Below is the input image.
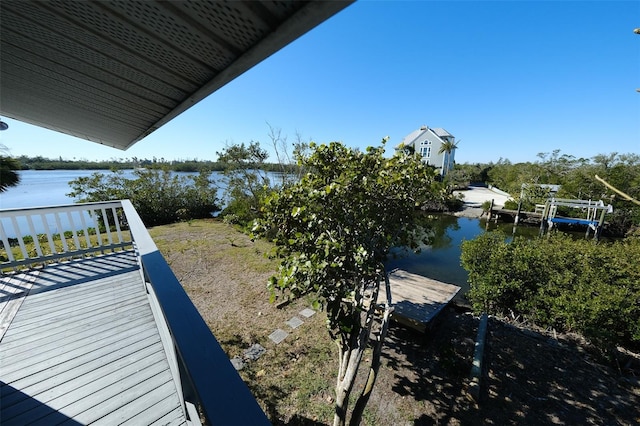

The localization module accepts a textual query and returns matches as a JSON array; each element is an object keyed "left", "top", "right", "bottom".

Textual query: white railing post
[
  {"left": 54, "top": 213, "right": 70, "bottom": 253},
  {"left": 112, "top": 207, "right": 124, "bottom": 244},
  {"left": 25, "top": 215, "right": 43, "bottom": 258},
  {"left": 40, "top": 213, "right": 58, "bottom": 255},
  {"left": 0, "top": 221, "right": 16, "bottom": 264}
]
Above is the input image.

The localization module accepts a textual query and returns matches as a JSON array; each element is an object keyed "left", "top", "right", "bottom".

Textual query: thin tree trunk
[
  {"left": 349, "top": 272, "right": 393, "bottom": 425},
  {"left": 595, "top": 174, "right": 640, "bottom": 206},
  {"left": 334, "top": 337, "right": 353, "bottom": 426},
  {"left": 333, "top": 277, "right": 381, "bottom": 426},
  {"left": 334, "top": 332, "right": 366, "bottom": 426},
  {"left": 333, "top": 382, "right": 350, "bottom": 426},
  {"left": 348, "top": 305, "right": 392, "bottom": 425}
]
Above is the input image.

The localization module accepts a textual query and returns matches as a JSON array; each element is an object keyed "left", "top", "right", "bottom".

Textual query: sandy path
[{"left": 453, "top": 186, "right": 512, "bottom": 218}]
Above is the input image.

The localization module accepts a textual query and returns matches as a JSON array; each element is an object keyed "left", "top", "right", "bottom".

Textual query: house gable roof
[
  {"left": 430, "top": 128, "right": 453, "bottom": 138},
  {"left": 400, "top": 128, "right": 428, "bottom": 147},
  {"left": 397, "top": 125, "right": 455, "bottom": 150}
]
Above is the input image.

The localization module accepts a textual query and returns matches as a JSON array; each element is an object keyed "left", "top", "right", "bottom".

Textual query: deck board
[
  {"left": 0, "top": 250, "right": 188, "bottom": 425},
  {"left": 0, "top": 272, "right": 38, "bottom": 340},
  {"left": 0, "top": 342, "right": 163, "bottom": 408},
  {"left": 119, "top": 394, "right": 187, "bottom": 425},
  {"left": 381, "top": 269, "right": 461, "bottom": 332}
]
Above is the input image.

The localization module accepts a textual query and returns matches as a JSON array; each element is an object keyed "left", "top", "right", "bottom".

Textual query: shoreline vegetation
[{"left": 13, "top": 155, "right": 293, "bottom": 173}]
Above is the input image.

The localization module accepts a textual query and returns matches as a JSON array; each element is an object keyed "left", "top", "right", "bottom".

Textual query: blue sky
[{"left": 1, "top": 0, "right": 638, "bottom": 164}]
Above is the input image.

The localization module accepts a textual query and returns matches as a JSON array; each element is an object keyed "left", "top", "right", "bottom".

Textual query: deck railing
[
  {"left": 0, "top": 201, "right": 133, "bottom": 270},
  {"left": 0, "top": 200, "right": 269, "bottom": 425}
]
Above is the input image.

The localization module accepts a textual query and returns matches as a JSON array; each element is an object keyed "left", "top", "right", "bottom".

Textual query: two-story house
[{"left": 398, "top": 125, "right": 457, "bottom": 176}]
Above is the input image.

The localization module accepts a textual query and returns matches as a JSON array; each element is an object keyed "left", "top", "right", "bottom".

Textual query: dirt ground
[
  {"left": 150, "top": 219, "right": 640, "bottom": 425},
  {"left": 373, "top": 308, "right": 640, "bottom": 425}
]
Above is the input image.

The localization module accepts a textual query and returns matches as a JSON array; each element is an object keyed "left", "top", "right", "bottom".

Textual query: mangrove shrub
[
  {"left": 461, "top": 232, "right": 640, "bottom": 351},
  {"left": 68, "top": 168, "right": 219, "bottom": 226}
]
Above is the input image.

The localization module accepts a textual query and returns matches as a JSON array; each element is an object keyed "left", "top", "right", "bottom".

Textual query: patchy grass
[{"left": 150, "top": 218, "right": 640, "bottom": 426}]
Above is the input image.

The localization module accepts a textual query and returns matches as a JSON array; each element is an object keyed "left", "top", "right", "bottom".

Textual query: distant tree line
[{"left": 14, "top": 155, "right": 300, "bottom": 173}]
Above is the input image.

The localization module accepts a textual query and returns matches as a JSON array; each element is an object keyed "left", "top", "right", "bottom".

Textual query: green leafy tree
[
  {"left": 0, "top": 144, "right": 21, "bottom": 192},
  {"left": 442, "top": 166, "right": 471, "bottom": 190},
  {"left": 217, "top": 142, "right": 273, "bottom": 227},
  {"left": 395, "top": 142, "right": 415, "bottom": 156},
  {"left": 0, "top": 156, "right": 21, "bottom": 192},
  {"left": 217, "top": 128, "right": 312, "bottom": 228},
  {"left": 68, "top": 168, "right": 219, "bottom": 226},
  {"left": 254, "top": 140, "right": 436, "bottom": 426}
]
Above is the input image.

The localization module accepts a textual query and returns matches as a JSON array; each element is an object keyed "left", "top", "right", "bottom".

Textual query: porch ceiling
[{"left": 0, "top": 0, "right": 352, "bottom": 150}]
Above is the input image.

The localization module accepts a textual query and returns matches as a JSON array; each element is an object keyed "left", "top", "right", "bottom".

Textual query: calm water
[
  {"left": 0, "top": 169, "right": 223, "bottom": 209},
  {"left": 0, "top": 169, "right": 103, "bottom": 209},
  {"left": 385, "top": 215, "right": 540, "bottom": 302},
  {"left": 387, "top": 215, "right": 480, "bottom": 293},
  {"left": 0, "top": 169, "right": 218, "bottom": 237}
]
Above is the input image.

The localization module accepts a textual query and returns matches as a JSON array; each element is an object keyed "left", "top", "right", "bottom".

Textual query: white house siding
[{"left": 399, "top": 126, "right": 456, "bottom": 176}]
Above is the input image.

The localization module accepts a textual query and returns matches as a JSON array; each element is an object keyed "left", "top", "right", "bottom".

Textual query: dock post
[
  {"left": 585, "top": 201, "right": 594, "bottom": 239},
  {"left": 594, "top": 208, "right": 607, "bottom": 240},
  {"left": 539, "top": 201, "right": 550, "bottom": 236},
  {"left": 512, "top": 198, "right": 523, "bottom": 236},
  {"left": 485, "top": 199, "right": 494, "bottom": 230},
  {"left": 468, "top": 313, "right": 488, "bottom": 403}
]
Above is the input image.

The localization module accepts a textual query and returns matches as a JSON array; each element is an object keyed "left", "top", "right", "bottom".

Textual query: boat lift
[{"left": 539, "top": 198, "right": 613, "bottom": 239}]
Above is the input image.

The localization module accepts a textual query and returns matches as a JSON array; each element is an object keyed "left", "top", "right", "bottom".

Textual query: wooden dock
[
  {"left": 489, "top": 208, "right": 543, "bottom": 224},
  {"left": 381, "top": 269, "right": 461, "bottom": 333}
]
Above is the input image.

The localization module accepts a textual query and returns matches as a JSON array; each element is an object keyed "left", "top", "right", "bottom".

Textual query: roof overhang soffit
[{"left": 0, "top": 0, "right": 353, "bottom": 150}]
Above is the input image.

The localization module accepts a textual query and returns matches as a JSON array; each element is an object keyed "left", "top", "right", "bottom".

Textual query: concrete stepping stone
[
  {"left": 300, "top": 308, "right": 316, "bottom": 318},
  {"left": 268, "top": 329, "right": 288, "bottom": 344},
  {"left": 244, "top": 343, "right": 266, "bottom": 361},
  {"left": 286, "top": 316, "right": 304, "bottom": 329},
  {"left": 230, "top": 356, "right": 245, "bottom": 370}
]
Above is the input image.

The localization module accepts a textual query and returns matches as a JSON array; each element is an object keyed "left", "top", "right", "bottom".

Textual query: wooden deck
[
  {"left": 0, "top": 250, "right": 190, "bottom": 425},
  {"left": 382, "top": 269, "right": 461, "bottom": 333}
]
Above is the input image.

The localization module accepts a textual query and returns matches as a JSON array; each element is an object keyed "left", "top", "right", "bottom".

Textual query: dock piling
[{"left": 468, "top": 313, "right": 489, "bottom": 403}]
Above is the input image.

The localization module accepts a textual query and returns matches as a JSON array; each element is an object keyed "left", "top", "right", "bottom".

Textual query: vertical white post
[
  {"left": 10, "top": 217, "right": 29, "bottom": 260},
  {"left": 79, "top": 211, "right": 92, "bottom": 248},
  {"left": 92, "top": 209, "right": 103, "bottom": 246},
  {"left": 101, "top": 208, "right": 113, "bottom": 246},
  {"left": 54, "top": 212, "right": 69, "bottom": 252},
  {"left": 112, "top": 207, "right": 124, "bottom": 244},
  {"left": 41, "top": 213, "right": 57, "bottom": 255},
  {"left": 66, "top": 211, "right": 82, "bottom": 251},
  {"left": 26, "top": 215, "right": 44, "bottom": 258},
  {"left": 0, "top": 221, "right": 16, "bottom": 264}
]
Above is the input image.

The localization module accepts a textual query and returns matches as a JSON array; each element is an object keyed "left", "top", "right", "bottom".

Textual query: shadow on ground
[{"left": 378, "top": 307, "right": 640, "bottom": 425}]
